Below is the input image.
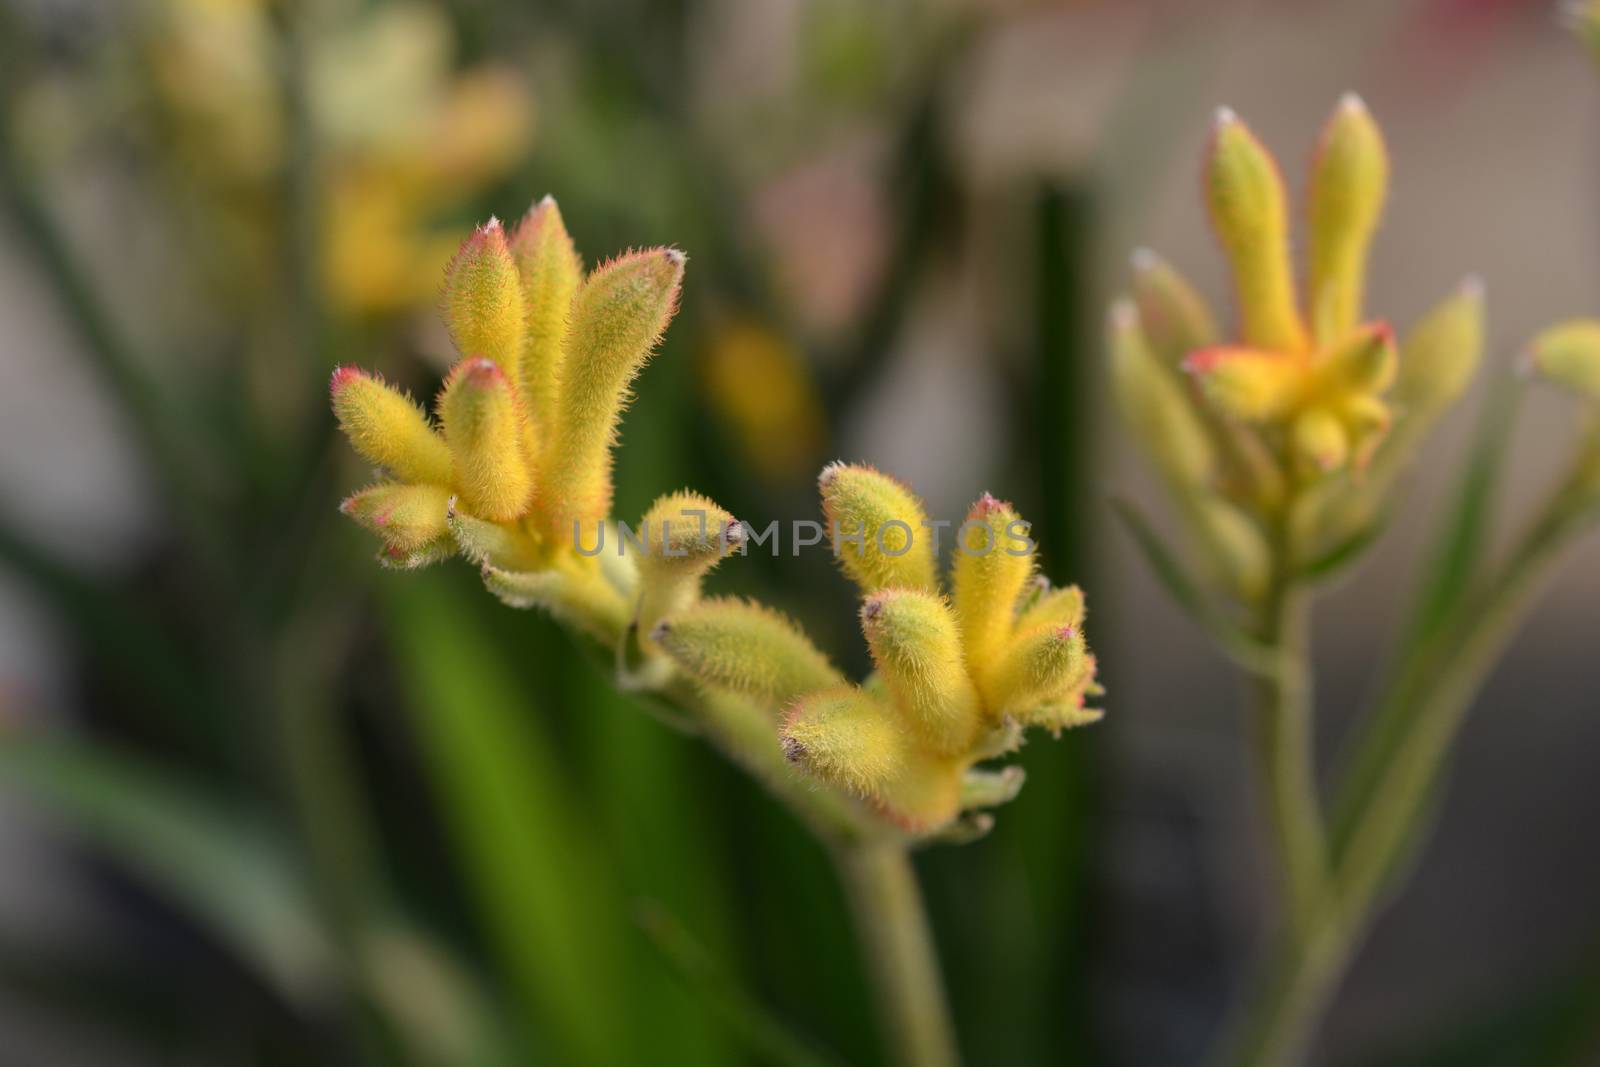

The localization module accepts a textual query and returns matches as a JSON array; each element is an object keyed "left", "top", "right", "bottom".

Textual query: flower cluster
[
  {"left": 1110, "top": 96, "right": 1485, "bottom": 593},
  {"left": 653, "top": 464, "right": 1101, "bottom": 834},
  {"left": 332, "top": 197, "right": 683, "bottom": 637}
]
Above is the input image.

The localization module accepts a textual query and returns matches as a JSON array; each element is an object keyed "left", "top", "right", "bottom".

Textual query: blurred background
[{"left": 1, "top": 0, "right": 1598, "bottom": 1064}]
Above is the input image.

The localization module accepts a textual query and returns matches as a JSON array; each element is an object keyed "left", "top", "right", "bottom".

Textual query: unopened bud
[{"left": 442, "top": 219, "right": 525, "bottom": 374}]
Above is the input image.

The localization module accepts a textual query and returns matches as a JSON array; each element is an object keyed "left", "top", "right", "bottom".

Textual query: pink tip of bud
[
  {"left": 1368, "top": 321, "right": 1396, "bottom": 346},
  {"left": 1129, "top": 247, "right": 1159, "bottom": 274},
  {"left": 1460, "top": 274, "right": 1486, "bottom": 300},
  {"left": 1183, "top": 347, "right": 1228, "bottom": 375},
  {"left": 780, "top": 734, "right": 807, "bottom": 764},
  {"left": 818, "top": 460, "right": 848, "bottom": 490},
  {"left": 329, "top": 365, "right": 368, "bottom": 397},
  {"left": 1214, "top": 105, "right": 1238, "bottom": 128},
  {"left": 448, "top": 356, "right": 508, "bottom": 390},
  {"left": 649, "top": 619, "right": 672, "bottom": 643},
  {"left": 1054, "top": 625, "right": 1076, "bottom": 641},
  {"left": 968, "top": 492, "right": 1012, "bottom": 519},
  {"left": 662, "top": 247, "right": 687, "bottom": 268},
  {"left": 723, "top": 519, "right": 747, "bottom": 546},
  {"left": 1338, "top": 91, "right": 1368, "bottom": 115},
  {"left": 861, "top": 596, "right": 886, "bottom": 623}
]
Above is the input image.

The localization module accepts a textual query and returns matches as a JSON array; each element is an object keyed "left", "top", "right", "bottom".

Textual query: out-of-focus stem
[
  {"left": 832, "top": 842, "right": 962, "bottom": 1067},
  {"left": 1251, "top": 503, "right": 1329, "bottom": 945}
]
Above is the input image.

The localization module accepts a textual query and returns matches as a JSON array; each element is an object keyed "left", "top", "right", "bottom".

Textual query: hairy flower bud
[
  {"left": 341, "top": 483, "right": 454, "bottom": 567},
  {"left": 653, "top": 598, "right": 844, "bottom": 709},
  {"left": 988, "top": 623, "right": 1089, "bottom": 719},
  {"left": 439, "top": 358, "right": 534, "bottom": 522},
  {"left": 860, "top": 590, "right": 982, "bottom": 756},
  {"left": 330, "top": 367, "right": 454, "bottom": 485},
  {"left": 633, "top": 491, "right": 744, "bottom": 640},
  {"left": 1186, "top": 346, "right": 1305, "bottom": 421},
  {"left": 442, "top": 219, "right": 524, "bottom": 374},
  {"left": 1395, "top": 278, "right": 1485, "bottom": 421},
  {"left": 950, "top": 493, "right": 1035, "bottom": 696},
  {"left": 1308, "top": 94, "right": 1389, "bottom": 344},
  {"left": 541, "top": 248, "right": 686, "bottom": 539},
  {"left": 511, "top": 196, "right": 583, "bottom": 430},
  {"left": 1130, "top": 249, "right": 1218, "bottom": 364},
  {"left": 818, "top": 462, "right": 937, "bottom": 593},
  {"left": 1525, "top": 319, "right": 1600, "bottom": 401},
  {"left": 1206, "top": 108, "right": 1306, "bottom": 352}
]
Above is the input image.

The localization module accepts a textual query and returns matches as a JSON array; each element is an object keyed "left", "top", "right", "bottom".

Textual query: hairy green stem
[{"left": 832, "top": 842, "right": 962, "bottom": 1067}]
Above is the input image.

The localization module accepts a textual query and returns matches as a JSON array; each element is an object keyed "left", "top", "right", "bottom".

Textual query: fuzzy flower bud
[
  {"left": 988, "top": 623, "right": 1089, "bottom": 719},
  {"left": 1108, "top": 301, "right": 1217, "bottom": 487},
  {"left": 950, "top": 493, "right": 1035, "bottom": 695},
  {"left": 860, "top": 590, "right": 982, "bottom": 756},
  {"left": 1395, "top": 278, "right": 1485, "bottom": 421},
  {"left": 442, "top": 219, "right": 525, "bottom": 375},
  {"left": 1130, "top": 248, "right": 1218, "bottom": 364},
  {"left": 330, "top": 367, "right": 453, "bottom": 485},
  {"left": 653, "top": 598, "right": 844, "bottom": 710},
  {"left": 1206, "top": 107, "right": 1306, "bottom": 352},
  {"left": 439, "top": 357, "right": 534, "bottom": 522},
  {"left": 541, "top": 248, "right": 686, "bottom": 540},
  {"left": 1525, "top": 319, "right": 1600, "bottom": 402},
  {"left": 511, "top": 196, "right": 583, "bottom": 430},
  {"left": 818, "top": 462, "right": 937, "bottom": 593},
  {"left": 1308, "top": 94, "right": 1389, "bottom": 344},
  {"left": 340, "top": 483, "right": 453, "bottom": 568},
  {"left": 633, "top": 491, "right": 744, "bottom": 641}
]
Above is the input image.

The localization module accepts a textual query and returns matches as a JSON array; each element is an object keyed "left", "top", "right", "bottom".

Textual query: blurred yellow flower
[{"left": 700, "top": 318, "right": 828, "bottom": 484}]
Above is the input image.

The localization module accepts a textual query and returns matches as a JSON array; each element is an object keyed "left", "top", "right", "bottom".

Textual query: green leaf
[
  {"left": 0, "top": 736, "right": 337, "bottom": 1009},
  {"left": 1110, "top": 497, "right": 1276, "bottom": 674},
  {"left": 382, "top": 571, "right": 633, "bottom": 1066},
  {"left": 1297, "top": 512, "right": 1387, "bottom": 586}
]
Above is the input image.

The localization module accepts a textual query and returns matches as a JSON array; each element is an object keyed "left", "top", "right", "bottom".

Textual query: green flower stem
[
  {"left": 832, "top": 841, "right": 962, "bottom": 1067},
  {"left": 1252, "top": 512, "right": 1330, "bottom": 946},
  {"left": 1224, "top": 439, "right": 1600, "bottom": 1067}
]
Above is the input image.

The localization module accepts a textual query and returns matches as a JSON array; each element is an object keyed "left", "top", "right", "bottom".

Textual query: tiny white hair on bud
[
  {"left": 1214, "top": 105, "right": 1238, "bottom": 127},
  {"left": 1130, "top": 247, "right": 1159, "bottom": 273},
  {"left": 486, "top": 215, "right": 503, "bottom": 230},
  {"left": 1460, "top": 274, "right": 1486, "bottom": 299}
]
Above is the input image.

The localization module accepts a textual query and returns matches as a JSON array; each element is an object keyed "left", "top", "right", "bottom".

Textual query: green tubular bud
[
  {"left": 987, "top": 622, "right": 1089, "bottom": 718},
  {"left": 652, "top": 597, "right": 843, "bottom": 709},
  {"left": 1185, "top": 496, "right": 1269, "bottom": 603},
  {"left": 633, "top": 490, "right": 745, "bottom": 641},
  {"left": 442, "top": 219, "right": 525, "bottom": 376},
  {"left": 1108, "top": 301, "right": 1218, "bottom": 486},
  {"left": 818, "top": 462, "right": 936, "bottom": 593},
  {"left": 1308, "top": 94, "right": 1389, "bottom": 345},
  {"left": 1395, "top": 277, "right": 1485, "bottom": 422},
  {"left": 1206, "top": 107, "right": 1307, "bottom": 352},
  {"left": 341, "top": 483, "right": 454, "bottom": 568},
  {"left": 959, "top": 765, "right": 1026, "bottom": 810},
  {"left": 1525, "top": 319, "right": 1600, "bottom": 402},
  {"left": 511, "top": 196, "right": 583, "bottom": 432},
  {"left": 330, "top": 367, "right": 453, "bottom": 485},
  {"left": 541, "top": 248, "right": 686, "bottom": 539},
  {"left": 860, "top": 589, "right": 982, "bottom": 756},
  {"left": 439, "top": 358, "right": 535, "bottom": 523},
  {"left": 1130, "top": 249, "right": 1219, "bottom": 364}
]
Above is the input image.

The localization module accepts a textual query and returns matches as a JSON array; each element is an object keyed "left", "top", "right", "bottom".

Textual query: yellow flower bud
[
  {"left": 653, "top": 597, "right": 844, "bottom": 710},
  {"left": 1291, "top": 407, "right": 1350, "bottom": 478},
  {"left": 442, "top": 219, "right": 525, "bottom": 376},
  {"left": 1321, "top": 321, "right": 1397, "bottom": 396},
  {"left": 1108, "top": 301, "right": 1217, "bottom": 487},
  {"left": 1016, "top": 583, "right": 1085, "bottom": 634},
  {"left": 330, "top": 367, "right": 453, "bottom": 485},
  {"left": 439, "top": 358, "right": 534, "bottom": 522},
  {"left": 780, "top": 686, "right": 906, "bottom": 802},
  {"left": 447, "top": 499, "right": 542, "bottom": 571},
  {"left": 987, "top": 623, "right": 1089, "bottom": 719},
  {"left": 860, "top": 589, "right": 982, "bottom": 756},
  {"left": 1336, "top": 393, "right": 1393, "bottom": 469},
  {"left": 1130, "top": 249, "right": 1218, "bottom": 364},
  {"left": 1525, "top": 319, "right": 1600, "bottom": 402},
  {"left": 541, "top": 248, "right": 686, "bottom": 540},
  {"left": 1206, "top": 108, "right": 1307, "bottom": 352},
  {"left": 818, "top": 462, "right": 937, "bottom": 593},
  {"left": 1186, "top": 346, "right": 1305, "bottom": 421},
  {"left": 511, "top": 196, "right": 583, "bottom": 430},
  {"left": 950, "top": 493, "right": 1035, "bottom": 693},
  {"left": 340, "top": 483, "right": 453, "bottom": 567},
  {"left": 633, "top": 491, "right": 744, "bottom": 640},
  {"left": 1186, "top": 496, "right": 1269, "bottom": 602},
  {"left": 1308, "top": 94, "right": 1389, "bottom": 344},
  {"left": 1395, "top": 278, "right": 1485, "bottom": 421}
]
